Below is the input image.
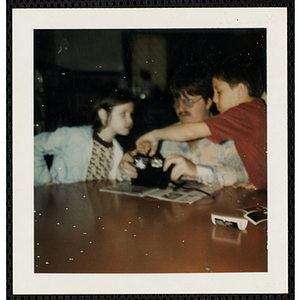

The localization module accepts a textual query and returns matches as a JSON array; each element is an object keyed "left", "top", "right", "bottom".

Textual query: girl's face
[{"left": 107, "top": 102, "right": 134, "bottom": 136}]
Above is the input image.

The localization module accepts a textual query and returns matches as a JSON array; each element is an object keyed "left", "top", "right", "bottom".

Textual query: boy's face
[
  {"left": 174, "top": 92, "right": 212, "bottom": 124},
  {"left": 212, "top": 77, "right": 240, "bottom": 114},
  {"left": 107, "top": 102, "right": 134, "bottom": 136}
]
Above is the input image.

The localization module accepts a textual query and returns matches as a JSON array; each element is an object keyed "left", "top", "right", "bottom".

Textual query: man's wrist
[{"left": 196, "top": 165, "right": 215, "bottom": 183}]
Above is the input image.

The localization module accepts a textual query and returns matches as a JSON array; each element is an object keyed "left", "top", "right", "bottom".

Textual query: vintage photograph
[
  {"left": 33, "top": 27, "right": 267, "bottom": 269},
  {"left": 12, "top": 7, "right": 288, "bottom": 295}
]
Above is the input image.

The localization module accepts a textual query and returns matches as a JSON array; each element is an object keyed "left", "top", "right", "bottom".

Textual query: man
[{"left": 119, "top": 64, "right": 250, "bottom": 186}]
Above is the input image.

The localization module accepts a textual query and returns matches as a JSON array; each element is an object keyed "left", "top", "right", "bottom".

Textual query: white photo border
[{"left": 12, "top": 7, "right": 288, "bottom": 295}]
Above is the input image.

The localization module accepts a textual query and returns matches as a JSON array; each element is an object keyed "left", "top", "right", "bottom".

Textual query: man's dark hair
[
  {"left": 92, "top": 89, "right": 133, "bottom": 132},
  {"left": 169, "top": 64, "right": 214, "bottom": 103},
  {"left": 211, "top": 56, "right": 264, "bottom": 98}
]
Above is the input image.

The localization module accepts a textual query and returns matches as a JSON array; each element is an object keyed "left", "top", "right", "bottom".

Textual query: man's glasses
[{"left": 173, "top": 97, "right": 203, "bottom": 109}]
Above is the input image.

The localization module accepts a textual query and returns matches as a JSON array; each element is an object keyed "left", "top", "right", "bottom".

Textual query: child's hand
[
  {"left": 135, "top": 131, "right": 159, "bottom": 156},
  {"left": 119, "top": 152, "right": 138, "bottom": 179},
  {"left": 163, "top": 155, "right": 198, "bottom": 181},
  {"left": 232, "top": 181, "right": 257, "bottom": 190}
]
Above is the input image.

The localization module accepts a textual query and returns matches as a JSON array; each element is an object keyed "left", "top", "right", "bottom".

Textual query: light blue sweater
[{"left": 34, "top": 125, "right": 123, "bottom": 187}]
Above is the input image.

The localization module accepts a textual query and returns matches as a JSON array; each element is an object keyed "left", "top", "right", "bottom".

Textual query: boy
[{"left": 136, "top": 58, "right": 267, "bottom": 190}]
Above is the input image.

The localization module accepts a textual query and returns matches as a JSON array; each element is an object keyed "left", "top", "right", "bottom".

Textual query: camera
[{"left": 131, "top": 153, "right": 172, "bottom": 189}]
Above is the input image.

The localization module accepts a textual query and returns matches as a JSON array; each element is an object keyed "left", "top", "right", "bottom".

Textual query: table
[{"left": 34, "top": 180, "right": 267, "bottom": 273}]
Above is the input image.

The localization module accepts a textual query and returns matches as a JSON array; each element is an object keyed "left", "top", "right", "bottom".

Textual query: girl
[{"left": 34, "top": 90, "right": 134, "bottom": 186}]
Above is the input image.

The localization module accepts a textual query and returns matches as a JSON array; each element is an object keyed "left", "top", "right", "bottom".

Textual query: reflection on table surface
[{"left": 34, "top": 180, "right": 267, "bottom": 273}]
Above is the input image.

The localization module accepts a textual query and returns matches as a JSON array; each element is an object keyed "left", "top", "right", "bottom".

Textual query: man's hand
[
  {"left": 135, "top": 130, "right": 159, "bottom": 156},
  {"left": 119, "top": 152, "right": 138, "bottom": 179},
  {"left": 163, "top": 155, "right": 198, "bottom": 181}
]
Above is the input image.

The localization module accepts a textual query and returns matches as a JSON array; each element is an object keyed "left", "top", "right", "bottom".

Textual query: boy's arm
[{"left": 136, "top": 122, "right": 211, "bottom": 156}]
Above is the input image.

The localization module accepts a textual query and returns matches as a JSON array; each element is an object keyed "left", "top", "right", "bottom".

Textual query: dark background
[{"left": 34, "top": 29, "right": 266, "bottom": 151}]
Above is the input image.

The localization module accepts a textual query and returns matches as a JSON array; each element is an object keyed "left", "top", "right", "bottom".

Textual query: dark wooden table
[{"left": 34, "top": 180, "right": 267, "bottom": 273}]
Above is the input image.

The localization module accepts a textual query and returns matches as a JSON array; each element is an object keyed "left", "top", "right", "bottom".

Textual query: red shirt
[{"left": 204, "top": 98, "right": 267, "bottom": 189}]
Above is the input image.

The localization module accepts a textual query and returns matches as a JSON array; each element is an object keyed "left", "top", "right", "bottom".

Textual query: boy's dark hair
[
  {"left": 212, "top": 56, "right": 264, "bottom": 98},
  {"left": 92, "top": 89, "right": 133, "bottom": 132},
  {"left": 169, "top": 64, "right": 214, "bottom": 103}
]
